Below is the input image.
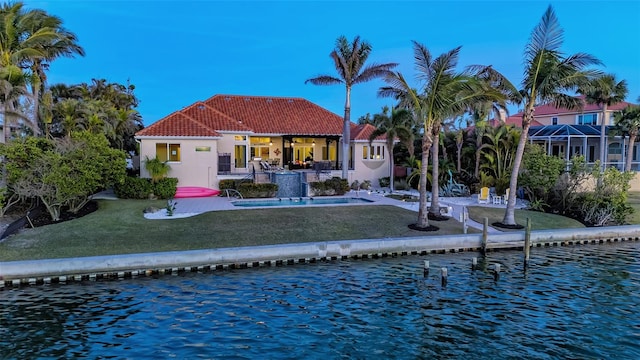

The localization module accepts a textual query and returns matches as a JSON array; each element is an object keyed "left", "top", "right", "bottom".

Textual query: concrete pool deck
[{"left": 138, "top": 189, "right": 528, "bottom": 234}]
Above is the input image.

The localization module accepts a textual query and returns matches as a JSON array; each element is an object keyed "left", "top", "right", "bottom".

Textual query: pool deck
[{"left": 139, "top": 189, "right": 528, "bottom": 234}]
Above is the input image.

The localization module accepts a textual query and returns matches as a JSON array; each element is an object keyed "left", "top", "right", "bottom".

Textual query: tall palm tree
[
  {"left": 380, "top": 42, "right": 510, "bottom": 228},
  {"left": 368, "top": 106, "right": 413, "bottom": 192},
  {"left": 578, "top": 74, "right": 627, "bottom": 172},
  {"left": 613, "top": 104, "right": 640, "bottom": 171},
  {"left": 21, "top": 9, "right": 84, "bottom": 133},
  {"left": 306, "top": 35, "right": 397, "bottom": 179},
  {"left": 501, "top": 5, "right": 601, "bottom": 226}
]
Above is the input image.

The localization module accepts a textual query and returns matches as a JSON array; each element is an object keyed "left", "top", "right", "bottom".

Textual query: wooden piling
[
  {"left": 472, "top": 257, "right": 478, "bottom": 270},
  {"left": 524, "top": 217, "right": 531, "bottom": 268},
  {"left": 441, "top": 267, "right": 448, "bottom": 286},
  {"left": 481, "top": 217, "right": 488, "bottom": 254},
  {"left": 494, "top": 264, "right": 501, "bottom": 281},
  {"left": 423, "top": 260, "right": 430, "bottom": 277}
]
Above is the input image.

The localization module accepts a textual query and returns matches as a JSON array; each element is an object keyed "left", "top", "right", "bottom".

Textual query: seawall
[{"left": 1, "top": 225, "right": 639, "bottom": 288}]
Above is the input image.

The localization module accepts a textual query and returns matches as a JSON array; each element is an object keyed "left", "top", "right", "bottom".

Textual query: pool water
[
  {"left": 1, "top": 242, "right": 639, "bottom": 358},
  {"left": 232, "top": 197, "right": 374, "bottom": 207}
]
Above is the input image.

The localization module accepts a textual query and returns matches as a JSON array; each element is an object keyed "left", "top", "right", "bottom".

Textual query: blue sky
[{"left": 26, "top": 0, "right": 640, "bottom": 126}]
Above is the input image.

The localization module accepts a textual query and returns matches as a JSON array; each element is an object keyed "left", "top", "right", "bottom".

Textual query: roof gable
[{"left": 351, "top": 123, "right": 387, "bottom": 141}]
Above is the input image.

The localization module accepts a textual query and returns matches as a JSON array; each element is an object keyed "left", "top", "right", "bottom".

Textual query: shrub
[
  {"left": 114, "top": 176, "right": 153, "bottom": 199},
  {"left": 153, "top": 177, "right": 178, "bottom": 199},
  {"left": 379, "top": 177, "right": 390, "bottom": 188},
  {"left": 394, "top": 179, "right": 409, "bottom": 190},
  {"left": 219, "top": 179, "right": 237, "bottom": 190},
  {"left": 310, "top": 177, "right": 349, "bottom": 196},
  {"left": 350, "top": 180, "right": 360, "bottom": 190},
  {"left": 360, "top": 180, "right": 371, "bottom": 190},
  {"left": 237, "top": 183, "right": 278, "bottom": 198}
]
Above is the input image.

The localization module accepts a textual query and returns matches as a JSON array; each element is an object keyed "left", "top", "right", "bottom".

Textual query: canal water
[{"left": 1, "top": 242, "right": 639, "bottom": 359}]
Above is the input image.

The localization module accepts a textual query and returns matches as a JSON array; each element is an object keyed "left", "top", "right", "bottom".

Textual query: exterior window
[
  {"left": 576, "top": 113, "right": 597, "bottom": 125},
  {"left": 552, "top": 117, "right": 558, "bottom": 125},
  {"left": 156, "top": 143, "right": 180, "bottom": 162},
  {"left": 250, "top": 137, "right": 271, "bottom": 160},
  {"left": 195, "top": 146, "right": 211, "bottom": 152},
  {"left": 234, "top": 135, "right": 247, "bottom": 141},
  {"left": 292, "top": 138, "right": 315, "bottom": 163},
  {"left": 363, "top": 145, "right": 385, "bottom": 160},
  {"left": 608, "top": 142, "right": 622, "bottom": 155},
  {"left": 235, "top": 145, "right": 247, "bottom": 168}
]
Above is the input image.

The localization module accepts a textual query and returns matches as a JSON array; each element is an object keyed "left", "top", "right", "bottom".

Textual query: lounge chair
[
  {"left": 478, "top": 187, "right": 489, "bottom": 204},
  {"left": 260, "top": 161, "right": 272, "bottom": 172},
  {"left": 503, "top": 188, "right": 510, "bottom": 204}
]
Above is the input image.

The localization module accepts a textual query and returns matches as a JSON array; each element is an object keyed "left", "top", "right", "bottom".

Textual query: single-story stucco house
[{"left": 135, "top": 94, "right": 392, "bottom": 190}]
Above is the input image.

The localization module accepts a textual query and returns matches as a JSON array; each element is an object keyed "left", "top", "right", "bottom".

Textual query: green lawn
[
  {"left": 0, "top": 200, "right": 477, "bottom": 261},
  {"left": 467, "top": 206, "right": 585, "bottom": 231},
  {"left": 626, "top": 192, "right": 640, "bottom": 224}
]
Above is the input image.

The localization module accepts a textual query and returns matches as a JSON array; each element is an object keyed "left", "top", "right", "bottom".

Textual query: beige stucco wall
[
  {"left": 351, "top": 141, "right": 391, "bottom": 187},
  {"left": 139, "top": 138, "right": 219, "bottom": 188},
  {"left": 535, "top": 111, "right": 615, "bottom": 126}
]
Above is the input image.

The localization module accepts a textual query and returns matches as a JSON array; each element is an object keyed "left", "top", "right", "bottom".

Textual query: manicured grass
[
  {"left": 0, "top": 200, "right": 477, "bottom": 261},
  {"left": 626, "top": 192, "right": 640, "bottom": 224},
  {"left": 467, "top": 206, "right": 585, "bottom": 231}
]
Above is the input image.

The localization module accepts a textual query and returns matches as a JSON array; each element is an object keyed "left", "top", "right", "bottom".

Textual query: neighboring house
[
  {"left": 135, "top": 95, "right": 391, "bottom": 189},
  {"left": 502, "top": 96, "right": 636, "bottom": 170}
]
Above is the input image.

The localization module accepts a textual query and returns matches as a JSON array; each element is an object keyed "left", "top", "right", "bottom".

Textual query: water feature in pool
[
  {"left": 232, "top": 197, "right": 374, "bottom": 207},
  {"left": 2, "top": 243, "right": 639, "bottom": 358}
]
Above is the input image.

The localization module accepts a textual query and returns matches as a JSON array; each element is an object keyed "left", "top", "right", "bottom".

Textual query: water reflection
[{"left": 1, "top": 242, "right": 639, "bottom": 359}]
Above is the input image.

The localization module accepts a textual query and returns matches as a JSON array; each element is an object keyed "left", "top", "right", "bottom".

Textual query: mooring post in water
[
  {"left": 472, "top": 257, "right": 478, "bottom": 271},
  {"left": 524, "top": 217, "right": 531, "bottom": 268},
  {"left": 461, "top": 206, "right": 468, "bottom": 234},
  {"left": 494, "top": 264, "right": 501, "bottom": 281},
  {"left": 423, "top": 260, "right": 430, "bottom": 277},
  {"left": 441, "top": 267, "right": 448, "bottom": 286},
  {"left": 481, "top": 217, "right": 488, "bottom": 254}
]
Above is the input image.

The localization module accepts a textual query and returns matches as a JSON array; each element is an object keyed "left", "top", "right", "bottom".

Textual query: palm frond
[
  {"left": 304, "top": 75, "right": 343, "bottom": 86},
  {"left": 525, "top": 5, "right": 563, "bottom": 64}
]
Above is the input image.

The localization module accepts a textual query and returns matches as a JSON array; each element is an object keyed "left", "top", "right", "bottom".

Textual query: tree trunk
[
  {"left": 625, "top": 131, "right": 637, "bottom": 172},
  {"left": 342, "top": 86, "right": 351, "bottom": 179},
  {"left": 502, "top": 107, "right": 533, "bottom": 225},
  {"left": 600, "top": 104, "right": 608, "bottom": 173},
  {"left": 388, "top": 139, "right": 395, "bottom": 192},
  {"left": 429, "top": 127, "right": 440, "bottom": 214},
  {"left": 1, "top": 102, "right": 7, "bottom": 144},
  {"left": 416, "top": 135, "right": 432, "bottom": 228},
  {"left": 456, "top": 142, "right": 462, "bottom": 173}
]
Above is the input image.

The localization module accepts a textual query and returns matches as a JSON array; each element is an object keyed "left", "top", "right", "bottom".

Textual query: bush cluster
[
  {"left": 115, "top": 177, "right": 178, "bottom": 199},
  {"left": 309, "top": 177, "right": 349, "bottom": 196},
  {"left": 237, "top": 183, "right": 278, "bottom": 198}
]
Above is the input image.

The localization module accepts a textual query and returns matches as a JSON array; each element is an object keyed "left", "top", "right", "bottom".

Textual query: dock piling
[
  {"left": 423, "top": 260, "right": 430, "bottom": 277},
  {"left": 524, "top": 218, "right": 532, "bottom": 268},
  {"left": 481, "top": 218, "right": 488, "bottom": 255},
  {"left": 441, "top": 267, "right": 448, "bottom": 287}
]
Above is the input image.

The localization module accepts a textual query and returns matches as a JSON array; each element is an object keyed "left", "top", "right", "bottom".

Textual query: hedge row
[{"left": 114, "top": 177, "right": 178, "bottom": 199}]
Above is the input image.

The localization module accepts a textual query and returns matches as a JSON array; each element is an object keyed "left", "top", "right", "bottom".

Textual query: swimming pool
[{"left": 231, "top": 197, "right": 374, "bottom": 207}]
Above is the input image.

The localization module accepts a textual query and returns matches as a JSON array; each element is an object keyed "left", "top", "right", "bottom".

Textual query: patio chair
[
  {"left": 503, "top": 188, "right": 510, "bottom": 205},
  {"left": 478, "top": 187, "right": 489, "bottom": 204},
  {"left": 260, "top": 161, "right": 272, "bottom": 172}
]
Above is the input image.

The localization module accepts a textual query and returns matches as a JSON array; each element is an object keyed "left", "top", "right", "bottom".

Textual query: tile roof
[
  {"left": 136, "top": 112, "right": 221, "bottom": 137},
  {"left": 510, "top": 96, "right": 634, "bottom": 118},
  {"left": 137, "top": 95, "right": 345, "bottom": 137},
  {"left": 350, "top": 123, "right": 387, "bottom": 141}
]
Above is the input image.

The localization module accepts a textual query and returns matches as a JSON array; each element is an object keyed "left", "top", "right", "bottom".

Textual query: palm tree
[
  {"left": 380, "top": 42, "right": 511, "bottom": 228},
  {"left": 22, "top": 9, "right": 84, "bottom": 133},
  {"left": 368, "top": 106, "right": 413, "bottom": 192},
  {"left": 501, "top": 5, "right": 601, "bottom": 226},
  {"left": 613, "top": 104, "right": 640, "bottom": 171},
  {"left": 578, "top": 74, "right": 628, "bottom": 172},
  {"left": 306, "top": 35, "right": 397, "bottom": 179}
]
